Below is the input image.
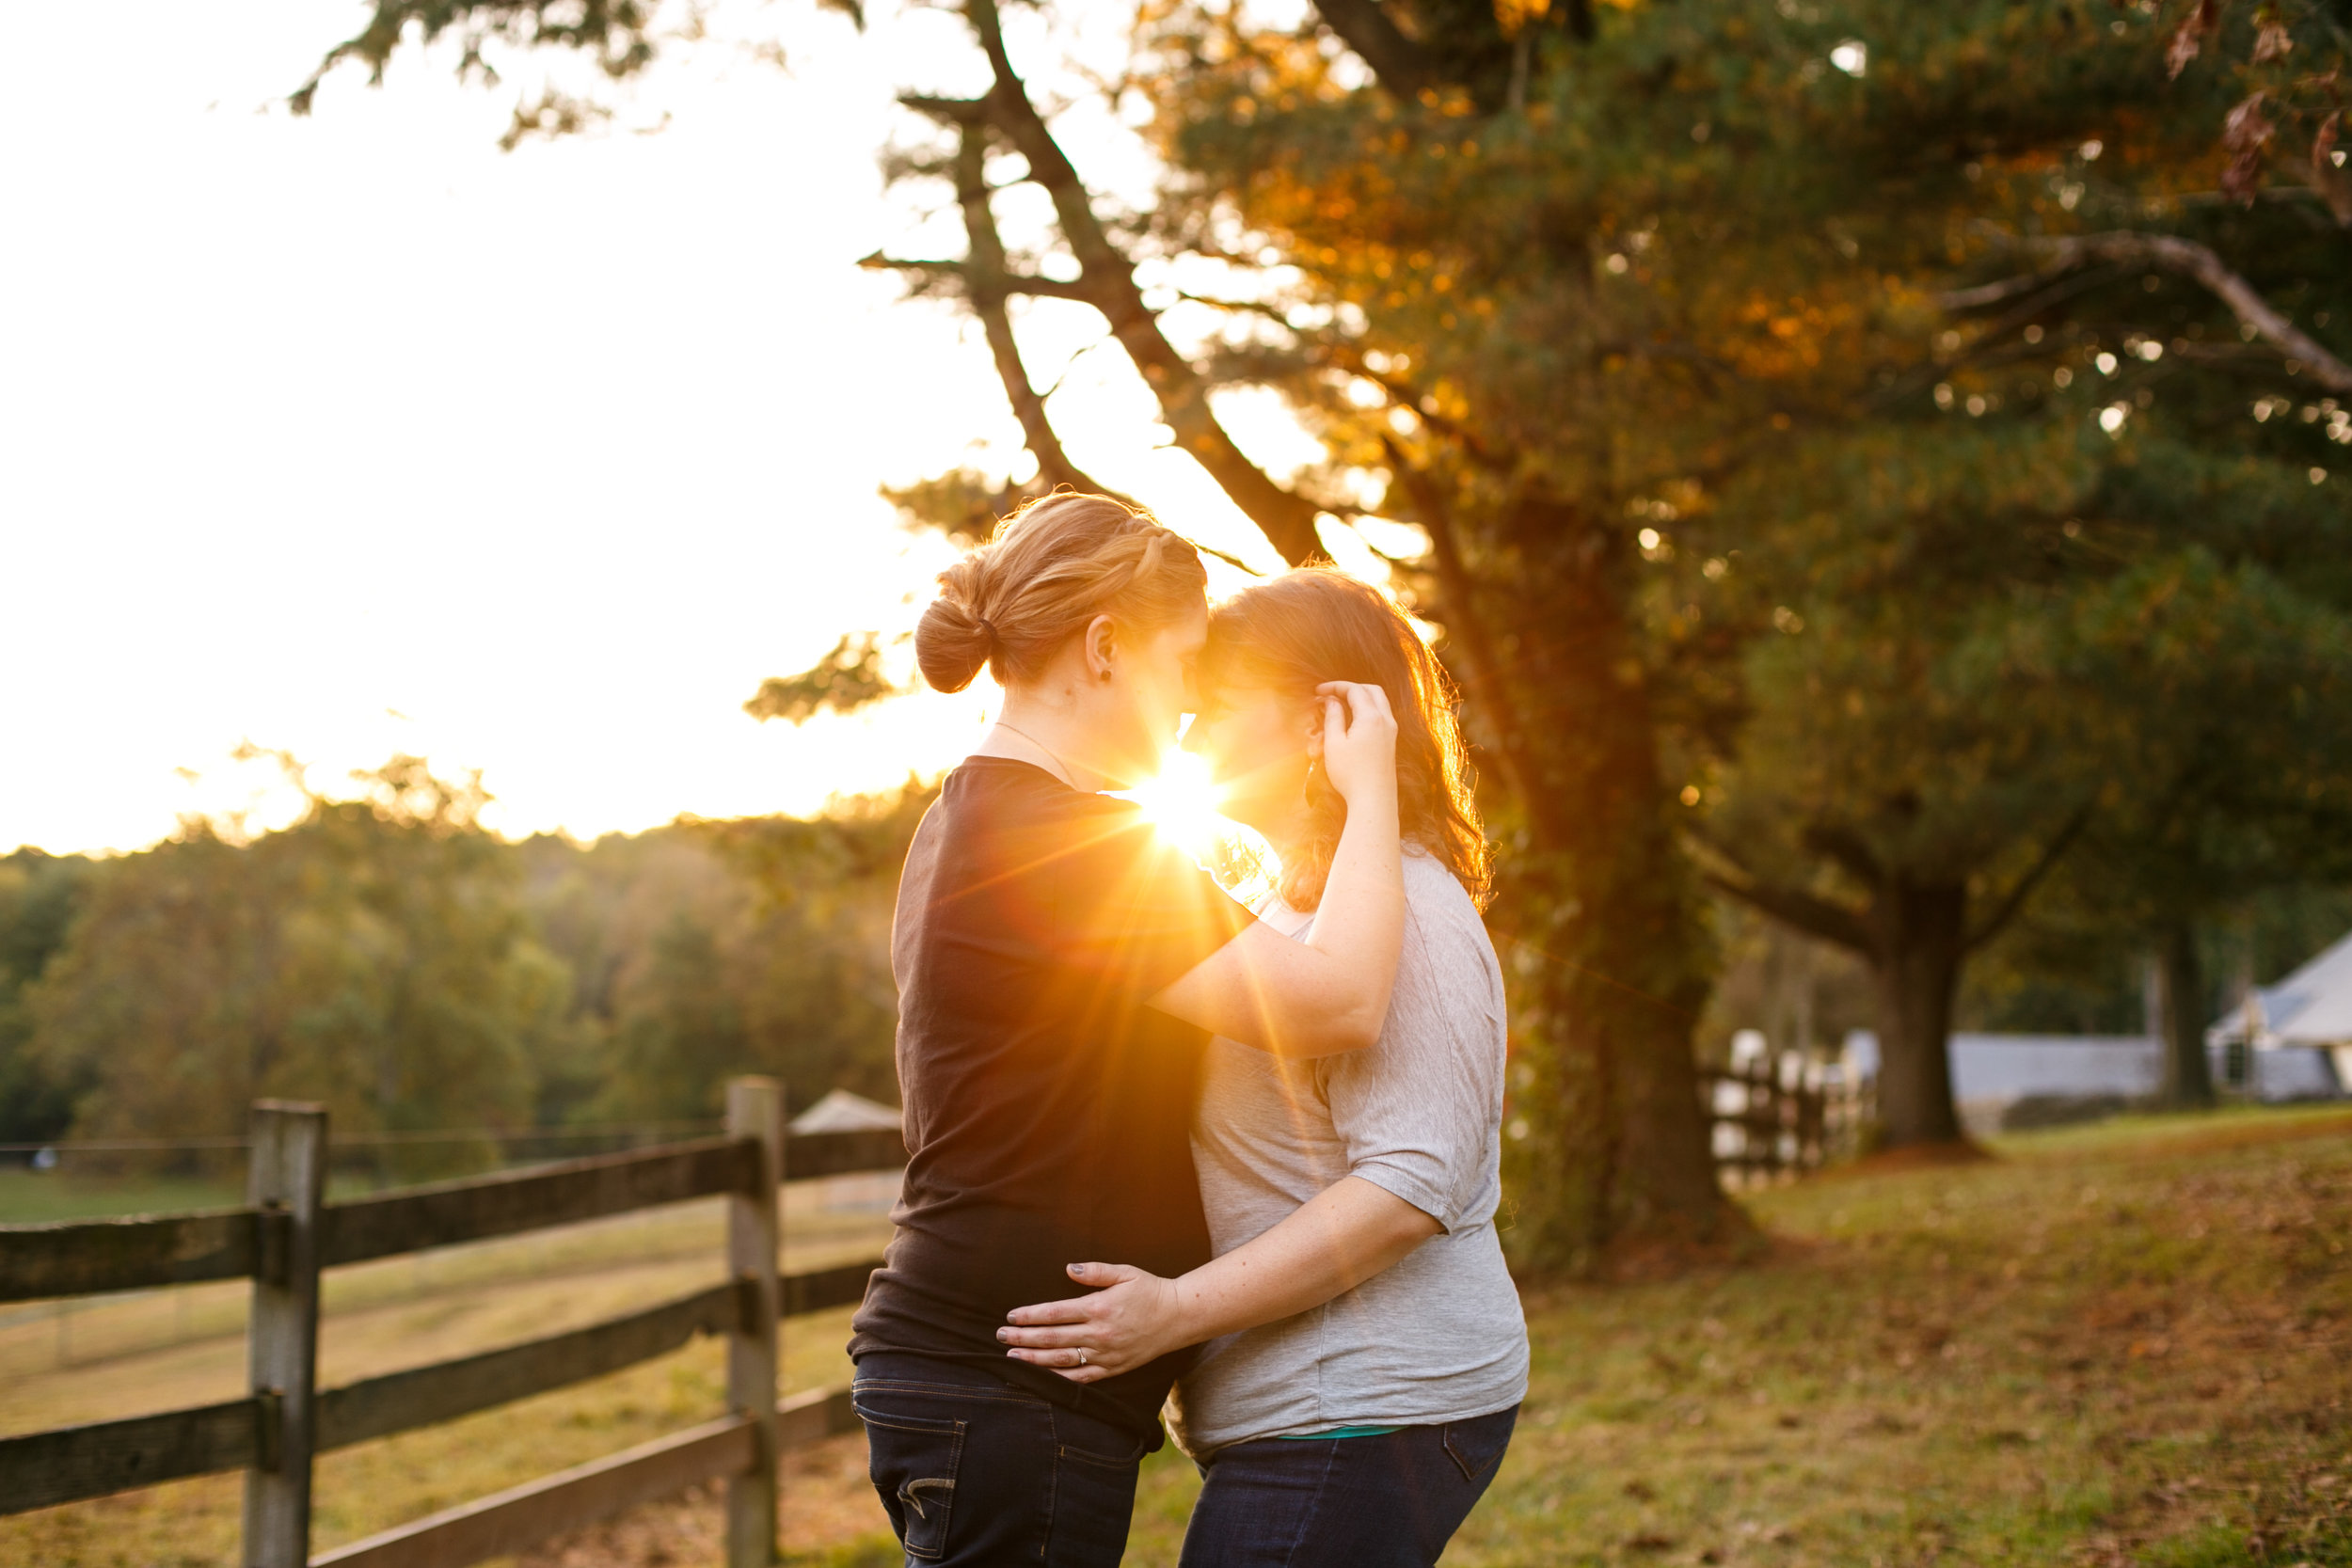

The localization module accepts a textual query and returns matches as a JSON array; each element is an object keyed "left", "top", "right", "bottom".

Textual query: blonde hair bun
[
  {"left": 913, "top": 492, "right": 1208, "bottom": 693},
  {"left": 916, "top": 558, "right": 998, "bottom": 694}
]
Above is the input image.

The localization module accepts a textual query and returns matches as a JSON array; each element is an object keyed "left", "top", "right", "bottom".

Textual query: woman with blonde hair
[
  {"left": 850, "top": 498, "right": 1409, "bottom": 1566},
  {"left": 999, "top": 567, "right": 1527, "bottom": 1567}
]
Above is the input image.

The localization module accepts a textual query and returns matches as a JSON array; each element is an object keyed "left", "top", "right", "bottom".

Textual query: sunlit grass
[{"left": 18, "top": 1113, "right": 2352, "bottom": 1565}]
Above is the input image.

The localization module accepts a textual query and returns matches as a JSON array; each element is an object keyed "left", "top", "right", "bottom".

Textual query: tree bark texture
[
  {"left": 2158, "top": 920, "right": 2217, "bottom": 1109},
  {"left": 1864, "top": 879, "right": 1968, "bottom": 1147},
  {"left": 1484, "top": 506, "right": 1730, "bottom": 1265}
]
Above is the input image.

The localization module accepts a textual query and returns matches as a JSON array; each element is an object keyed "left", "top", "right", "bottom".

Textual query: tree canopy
[{"left": 291, "top": 0, "right": 2352, "bottom": 1261}]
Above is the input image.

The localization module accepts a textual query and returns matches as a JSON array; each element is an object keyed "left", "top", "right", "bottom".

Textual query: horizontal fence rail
[
  {"left": 0, "top": 1093, "right": 902, "bottom": 1568},
  {"left": 781, "top": 1127, "right": 905, "bottom": 1181},
  {"left": 310, "top": 1414, "right": 760, "bottom": 1568},
  {"left": 0, "top": 1129, "right": 898, "bottom": 1304},
  {"left": 321, "top": 1136, "right": 759, "bottom": 1268},
  {"left": 0, "top": 1256, "right": 887, "bottom": 1514},
  {"left": 309, "top": 1389, "right": 863, "bottom": 1568},
  {"left": 314, "top": 1280, "right": 745, "bottom": 1451},
  {"left": 0, "top": 1396, "right": 266, "bottom": 1515},
  {"left": 0, "top": 1208, "right": 264, "bottom": 1304}
]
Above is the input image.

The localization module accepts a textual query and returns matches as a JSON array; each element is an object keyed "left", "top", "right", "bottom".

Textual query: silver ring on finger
[{"left": 1077, "top": 1348, "right": 1089, "bottom": 1366}]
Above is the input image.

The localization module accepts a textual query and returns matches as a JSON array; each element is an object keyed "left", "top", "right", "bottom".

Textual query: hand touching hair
[{"left": 1205, "top": 569, "right": 1491, "bottom": 911}]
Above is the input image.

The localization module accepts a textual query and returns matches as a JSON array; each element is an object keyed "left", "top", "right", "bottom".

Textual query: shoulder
[
  {"left": 1396, "top": 851, "right": 1502, "bottom": 994},
  {"left": 948, "top": 762, "right": 1148, "bottom": 839},
  {"left": 1401, "top": 849, "right": 1483, "bottom": 927}
]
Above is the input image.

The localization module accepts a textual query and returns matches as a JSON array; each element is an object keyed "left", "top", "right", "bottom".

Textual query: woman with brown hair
[
  {"left": 998, "top": 567, "right": 1527, "bottom": 1567},
  {"left": 850, "top": 499, "right": 1410, "bottom": 1567}
]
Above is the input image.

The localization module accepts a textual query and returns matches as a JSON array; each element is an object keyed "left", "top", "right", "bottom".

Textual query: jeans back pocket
[
  {"left": 1441, "top": 1405, "right": 1519, "bottom": 1484},
  {"left": 855, "top": 1400, "right": 967, "bottom": 1560}
]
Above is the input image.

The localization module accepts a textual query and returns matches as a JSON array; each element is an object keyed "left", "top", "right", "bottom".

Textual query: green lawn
[
  {"left": 9, "top": 1108, "right": 2351, "bottom": 1566},
  {"left": 0, "top": 1169, "right": 244, "bottom": 1226},
  {"left": 817, "top": 1105, "right": 2352, "bottom": 1568}
]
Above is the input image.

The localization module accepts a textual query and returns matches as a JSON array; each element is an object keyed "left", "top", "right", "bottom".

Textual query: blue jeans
[
  {"left": 1177, "top": 1406, "right": 1519, "bottom": 1568},
  {"left": 852, "top": 1353, "right": 1152, "bottom": 1567}
]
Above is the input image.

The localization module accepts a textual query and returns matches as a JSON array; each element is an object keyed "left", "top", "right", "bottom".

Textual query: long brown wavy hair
[{"left": 1203, "top": 568, "right": 1492, "bottom": 912}]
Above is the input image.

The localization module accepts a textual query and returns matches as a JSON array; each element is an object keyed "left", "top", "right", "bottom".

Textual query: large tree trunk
[
  {"left": 2157, "top": 920, "right": 2216, "bottom": 1109},
  {"left": 1867, "top": 879, "right": 1968, "bottom": 1147},
  {"left": 1497, "top": 515, "right": 1734, "bottom": 1269}
]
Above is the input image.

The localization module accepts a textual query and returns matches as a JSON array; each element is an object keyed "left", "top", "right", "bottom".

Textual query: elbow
[{"left": 1300, "top": 997, "right": 1389, "bottom": 1057}]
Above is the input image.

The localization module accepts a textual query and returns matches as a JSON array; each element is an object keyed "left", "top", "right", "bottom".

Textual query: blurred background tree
[{"left": 3, "top": 756, "right": 919, "bottom": 1178}]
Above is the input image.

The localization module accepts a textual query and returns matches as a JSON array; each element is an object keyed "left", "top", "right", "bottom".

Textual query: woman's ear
[{"left": 1083, "top": 613, "right": 1118, "bottom": 682}]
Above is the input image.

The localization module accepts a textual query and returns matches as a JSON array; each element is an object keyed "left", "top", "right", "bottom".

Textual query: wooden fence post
[
  {"left": 242, "top": 1101, "right": 327, "bottom": 1568},
  {"left": 724, "top": 1078, "right": 783, "bottom": 1568}
]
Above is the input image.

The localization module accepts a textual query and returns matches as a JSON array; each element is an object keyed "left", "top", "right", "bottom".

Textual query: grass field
[{"left": 8, "top": 1108, "right": 2352, "bottom": 1565}]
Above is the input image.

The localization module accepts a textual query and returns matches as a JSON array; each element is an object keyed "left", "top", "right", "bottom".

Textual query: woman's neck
[{"left": 977, "top": 695, "right": 1119, "bottom": 793}]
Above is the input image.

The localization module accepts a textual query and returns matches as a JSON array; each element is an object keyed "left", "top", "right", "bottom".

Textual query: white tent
[
  {"left": 2213, "top": 928, "right": 2352, "bottom": 1090},
  {"left": 787, "top": 1088, "right": 903, "bottom": 1135}
]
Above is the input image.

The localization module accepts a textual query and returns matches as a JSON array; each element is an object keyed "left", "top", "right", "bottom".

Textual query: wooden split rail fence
[
  {"left": 0, "top": 1077, "right": 903, "bottom": 1568},
  {"left": 1699, "top": 1053, "right": 1875, "bottom": 1184}
]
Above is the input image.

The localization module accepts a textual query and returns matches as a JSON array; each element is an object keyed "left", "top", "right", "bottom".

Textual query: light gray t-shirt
[{"left": 1166, "top": 851, "right": 1530, "bottom": 1457}]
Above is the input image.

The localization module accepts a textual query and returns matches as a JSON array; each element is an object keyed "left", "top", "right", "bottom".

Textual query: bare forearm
[
  {"left": 1301, "top": 779, "right": 1404, "bottom": 1037},
  {"left": 1165, "top": 1175, "right": 1438, "bottom": 1344}
]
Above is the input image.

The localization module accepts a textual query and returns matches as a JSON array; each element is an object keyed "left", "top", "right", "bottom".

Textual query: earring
[{"left": 1100, "top": 669, "right": 1112, "bottom": 682}]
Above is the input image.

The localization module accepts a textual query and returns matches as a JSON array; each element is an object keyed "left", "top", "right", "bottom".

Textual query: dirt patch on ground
[{"left": 514, "top": 1431, "right": 891, "bottom": 1567}]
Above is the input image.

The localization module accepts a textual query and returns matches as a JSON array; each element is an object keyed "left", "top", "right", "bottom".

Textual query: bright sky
[{"left": 0, "top": 0, "right": 1359, "bottom": 855}]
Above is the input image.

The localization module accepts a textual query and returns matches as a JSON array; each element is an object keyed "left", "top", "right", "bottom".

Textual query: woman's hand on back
[
  {"left": 1313, "top": 681, "right": 1398, "bottom": 808},
  {"left": 996, "top": 1261, "right": 1189, "bottom": 1385}
]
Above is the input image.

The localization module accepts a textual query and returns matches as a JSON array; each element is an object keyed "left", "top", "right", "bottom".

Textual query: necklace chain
[{"left": 993, "top": 721, "right": 1081, "bottom": 791}]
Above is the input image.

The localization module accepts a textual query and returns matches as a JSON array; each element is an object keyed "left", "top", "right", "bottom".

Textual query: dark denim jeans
[
  {"left": 1176, "top": 1406, "right": 1519, "bottom": 1568},
  {"left": 852, "top": 1353, "right": 1152, "bottom": 1567}
]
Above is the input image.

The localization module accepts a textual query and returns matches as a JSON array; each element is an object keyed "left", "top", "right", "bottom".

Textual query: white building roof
[
  {"left": 788, "top": 1088, "right": 903, "bottom": 1135},
  {"left": 2238, "top": 928, "right": 2352, "bottom": 1049}
]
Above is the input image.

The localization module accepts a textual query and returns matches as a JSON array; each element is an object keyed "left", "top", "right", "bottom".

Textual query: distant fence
[
  {"left": 1700, "top": 1053, "right": 1873, "bottom": 1185},
  {"left": 0, "top": 1119, "right": 732, "bottom": 1179},
  {"left": 0, "top": 1078, "right": 902, "bottom": 1568}
]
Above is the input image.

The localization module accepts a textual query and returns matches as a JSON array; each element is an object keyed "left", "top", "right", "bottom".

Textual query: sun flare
[{"left": 1124, "top": 750, "right": 1228, "bottom": 858}]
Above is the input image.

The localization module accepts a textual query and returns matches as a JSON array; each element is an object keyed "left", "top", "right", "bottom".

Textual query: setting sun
[{"left": 1123, "top": 750, "right": 1226, "bottom": 858}]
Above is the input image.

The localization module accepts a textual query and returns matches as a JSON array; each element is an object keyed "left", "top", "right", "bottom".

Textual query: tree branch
[
  {"left": 1175, "top": 291, "right": 1299, "bottom": 328},
  {"left": 856, "top": 253, "right": 1099, "bottom": 304},
  {"left": 1335, "top": 352, "right": 1512, "bottom": 468},
  {"left": 2007, "top": 230, "right": 2352, "bottom": 393},
  {"left": 1378, "top": 433, "right": 1541, "bottom": 822},
  {"left": 962, "top": 0, "right": 1326, "bottom": 565},
  {"left": 1308, "top": 0, "right": 1437, "bottom": 101},
  {"left": 1800, "top": 823, "right": 1883, "bottom": 889},
  {"left": 1963, "top": 800, "right": 2095, "bottom": 952},
  {"left": 1699, "top": 864, "right": 1874, "bottom": 955},
  {"left": 946, "top": 125, "right": 1128, "bottom": 500}
]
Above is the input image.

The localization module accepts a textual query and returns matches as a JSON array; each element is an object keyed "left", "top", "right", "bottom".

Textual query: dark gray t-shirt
[{"left": 1166, "top": 851, "right": 1529, "bottom": 1456}]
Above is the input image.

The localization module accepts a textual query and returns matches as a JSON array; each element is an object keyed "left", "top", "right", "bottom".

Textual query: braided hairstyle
[{"left": 915, "top": 493, "right": 1208, "bottom": 694}]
